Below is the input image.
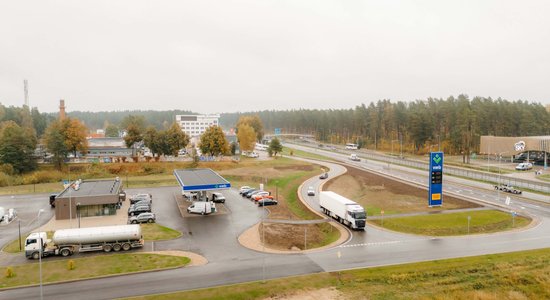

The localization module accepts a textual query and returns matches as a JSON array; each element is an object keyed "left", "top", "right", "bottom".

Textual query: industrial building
[
  {"left": 54, "top": 178, "right": 125, "bottom": 220},
  {"left": 176, "top": 114, "right": 220, "bottom": 137},
  {"left": 86, "top": 137, "right": 133, "bottom": 160},
  {"left": 480, "top": 135, "right": 550, "bottom": 165}
]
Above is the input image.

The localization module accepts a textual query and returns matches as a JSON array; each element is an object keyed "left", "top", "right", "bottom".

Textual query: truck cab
[
  {"left": 25, "top": 232, "right": 48, "bottom": 259},
  {"left": 347, "top": 205, "right": 367, "bottom": 230}
]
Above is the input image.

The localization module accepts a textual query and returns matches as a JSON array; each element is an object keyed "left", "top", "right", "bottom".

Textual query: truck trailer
[
  {"left": 319, "top": 191, "right": 366, "bottom": 230},
  {"left": 25, "top": 225, "right": 143, "bottom": 259}
]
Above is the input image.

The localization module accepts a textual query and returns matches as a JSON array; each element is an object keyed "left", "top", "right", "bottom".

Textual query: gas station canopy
[{"left": 173, "top": 168, "right": 231, "bottom": 192}]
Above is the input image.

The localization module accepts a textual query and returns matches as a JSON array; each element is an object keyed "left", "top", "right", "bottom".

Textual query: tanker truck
[
  {"left": 24, "top": 225, "right": 144, "bottom": 259},
  {"left": 319, "top": 191, "right": 366, "bottom": 230}
]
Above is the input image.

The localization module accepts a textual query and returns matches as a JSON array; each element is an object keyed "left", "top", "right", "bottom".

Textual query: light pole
[
  {"left": 37, "top": 209, "right": 44, "bottom": 300},
  {"left": 77, "top": 203, "right": 81, "bottom": 228},
  {"left": 497, "top": 151, "right": 508, "bottom": 201},
  {"left": 18, "top": 219, "right": 21, "bottom": 251}
]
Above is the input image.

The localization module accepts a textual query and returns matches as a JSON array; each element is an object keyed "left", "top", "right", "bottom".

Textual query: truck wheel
[
  {"left": 122, "top": 243, "right": 131, "bottom": 251},
  {"left": 113, "top": 244, "right": 122, "bottom": 252},
  {"left": 32, "top": 251, "right": 40, "bottom": 260},
  {"left": 103, "top": 245, "right": 112, "bottom": 252},
  {"left": 60, "top": 248, "right": 71, "bottom": 257}
]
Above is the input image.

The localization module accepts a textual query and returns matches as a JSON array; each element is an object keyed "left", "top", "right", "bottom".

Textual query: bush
[
  {"left": 0, "top": 172, "right": 12, "bottom": 187},
  {"left": 0, "top": 164, "right": 15, "bottom": 175},
  {"left": 4, "top": 266, "right": 15, "bottom": 278},
  {"left": 23, "top": 170, "right": 65, "bottom": 184},
  {"left": 67, "top": 260, "right": 75, "bottom": 270}
]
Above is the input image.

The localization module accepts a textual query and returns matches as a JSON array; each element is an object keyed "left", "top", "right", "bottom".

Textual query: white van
[
  {"left": 187, "top": 201, "right": 216, "bottom": 215},
  {"left": 345, "top": 143, "right": 358, "bottom": 150}
]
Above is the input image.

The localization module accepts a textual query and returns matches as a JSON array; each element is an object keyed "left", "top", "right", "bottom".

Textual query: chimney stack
[{"left": 59, "top": 99, "right": 66, "bottom": 120}]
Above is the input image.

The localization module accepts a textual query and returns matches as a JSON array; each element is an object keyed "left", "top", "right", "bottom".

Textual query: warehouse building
[
  {"left": 54, "top": 178, "right": 125, "bottom": 220},
  {"left": 480, "top": 135, "right": 550, "bottom": 165}
]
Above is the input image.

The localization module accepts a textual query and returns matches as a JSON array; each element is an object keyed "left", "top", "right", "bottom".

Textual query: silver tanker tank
[{"left": 52, "top": 225, "right": 142, "bottom": 245}]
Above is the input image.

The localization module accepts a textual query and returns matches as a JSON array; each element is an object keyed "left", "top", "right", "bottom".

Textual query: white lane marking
[{"left": 339, "top": 241, "right": 401, "bottom": 248}]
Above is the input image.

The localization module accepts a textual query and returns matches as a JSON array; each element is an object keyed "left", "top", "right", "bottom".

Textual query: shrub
[
  {"left": 0, "top": 172, "right": 12, "bottom": 187},
  {"left": 67, "top": 260, "right": 75, "bottom": 270},
  {"left": 4, "top": 266, "right": 15, "bottom": 278},
  {"left": 0, "top": 164, "right": 15, "bottom": 175},
  {"left": 23, "top": 170, "right": 65, "bottom": 184}
]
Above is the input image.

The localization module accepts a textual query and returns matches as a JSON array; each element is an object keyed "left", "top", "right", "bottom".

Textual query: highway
[{"left": 1, "top": 147, "right": 549, "bottom": 299}]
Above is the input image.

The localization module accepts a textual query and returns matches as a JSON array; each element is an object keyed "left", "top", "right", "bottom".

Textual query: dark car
[
  {"left": 49, "top": 194, "right": 58, "bottom": 208},
  {"left": 243, "top": 189, "right": 258, "bottom": 198},
  {"left": 319, "top": 173, "right": 328, "bottom": 179},
  {"left": 128, "top": 205, "right": 152, "bottom": 216},
  {"left": 258, "top": 198, "right": 278, "bottom": 206}
]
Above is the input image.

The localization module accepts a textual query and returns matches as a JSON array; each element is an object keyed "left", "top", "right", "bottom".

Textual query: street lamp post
[
  {"left": 497, "top": 151, "right": 508, "bottom": 201},
  {"left": 37, "top": 209, "right": 44, "bottom": 300},
  {"left": 77, "top": 203, "right": 81, "bottom": 228},
  {"left": 18, "top": 219, "right": 21, "bottom": 251}
]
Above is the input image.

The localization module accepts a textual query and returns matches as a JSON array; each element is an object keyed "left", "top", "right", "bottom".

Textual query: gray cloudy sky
[{"left": 1, "top": 0, "right": 549, "bottom": 113}]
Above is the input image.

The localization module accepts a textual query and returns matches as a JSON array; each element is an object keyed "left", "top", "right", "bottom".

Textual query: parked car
[
  {"left": 178, "top": 149, "right": 187, "bottom": 156},
  {"left": 257, "top": 198, "right": 278, "bottom": 206},
  {"left": 307, "top": 186, "right": 315, "bottom": 196},
  {"left": 128, "top": 212, "right": 156, "bottom": 224},
  {"left": 244, "top": 189, "right": 259, "bottom": 198},
  {"left": 244, "top": 151, "right": 259, "bottom": 158},
  {"left": 128, "top": 205, "right": 152, "bottom": 216},
  {"left": 319, "top": 173, "right": 329, "bottom": 179},
  {"left": 129, "top": 203, "right": 151, "bottom": 212},
  {"left": 210, "top": 192, "right": 226, "bottom": 203},
  {"left": 129, "top": 193, "right": 152, "bottom": 204},
  {"left": 131, "top": 200, "right": 152, "bottom": 207},
  {"left": 251, "top": 192, "right": 271, "bottom": 201},
  {"left": 515, "top": 162, "right": 533, "bottom": 171},
  {"left": 182, "top": 191, "right": 198, "bottom": 199},
  {"left": 239, "top": 186, "right": 253, "bottom": 194}
]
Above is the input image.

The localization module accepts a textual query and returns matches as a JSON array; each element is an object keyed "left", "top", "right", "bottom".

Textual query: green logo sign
[{"left": 433, "top": 154, "right": 442, "bottom": 164}]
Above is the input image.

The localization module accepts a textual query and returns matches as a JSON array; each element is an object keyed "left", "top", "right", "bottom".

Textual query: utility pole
[{"left": 23, "top": 79, "right": 29, "bottom": 108}]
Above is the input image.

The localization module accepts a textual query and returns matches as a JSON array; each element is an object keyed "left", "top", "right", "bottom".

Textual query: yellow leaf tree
[
  {"left": 237, "top": 124, "right": 256, "bottom": 153},
  {"left": 199, "top": 126, "right": 228, "bottom": 156}
]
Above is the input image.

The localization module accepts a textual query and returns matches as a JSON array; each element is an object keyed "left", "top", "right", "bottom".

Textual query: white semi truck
[
  {"left": 25, "top": 225, "right": 144, "bottom": 259},
  {"left": 319, "top": 191, "right": 366, "bottom": 230}
]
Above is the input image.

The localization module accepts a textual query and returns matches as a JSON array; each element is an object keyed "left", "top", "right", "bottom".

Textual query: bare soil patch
[{"left": 323, "top": 165, "right": 480, "bottom": 215}]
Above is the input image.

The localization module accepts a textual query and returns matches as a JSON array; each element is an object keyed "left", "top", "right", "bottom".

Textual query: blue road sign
[
  {"left": 274, "top": 128, "right": 281, "bottom": 135},
  {"left": 428, "top": 152, "right": 444, "bottom": 206}
]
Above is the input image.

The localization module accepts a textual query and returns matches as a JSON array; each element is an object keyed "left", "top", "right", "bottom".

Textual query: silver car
[{"left": 128, "top": 212, "right": 156, "bottom": 224}]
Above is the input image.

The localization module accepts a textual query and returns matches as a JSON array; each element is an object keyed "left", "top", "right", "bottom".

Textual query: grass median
[
  {"left": 369, "top": 210, "right": 531, "bottom": 236},
  {"left": 125, "top": 248, "right": 550, "bottom": 300},
  {"left": 0, "top": 253, "right": 190, "bottom": 289}
]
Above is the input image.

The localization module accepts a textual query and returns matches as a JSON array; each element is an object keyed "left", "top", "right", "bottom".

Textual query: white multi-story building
[{"left": 176, "top": 114, "right": 220, "bottom": 137}]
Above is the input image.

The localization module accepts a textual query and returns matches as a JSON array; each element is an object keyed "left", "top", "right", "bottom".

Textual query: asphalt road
[{"left": 1, "top": 150, "right": 549, "bottom": 299}]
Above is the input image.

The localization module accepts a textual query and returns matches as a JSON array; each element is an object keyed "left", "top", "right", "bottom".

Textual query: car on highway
[
  {"left": 494, "top": 184, "right": 522, "bottom": 194},
  {"left": 128, "top": 212, "right": 156, "bottom": 224},
  {"left": 307, "top": 186, "right": 315, "bottom": 196},
  {"left": 515, "top": 162, "right": 533, "bottom": 171},
  {"left": 257, "top": 198, "right": 278, "bottom": 206},
  {"left": 319, "top": 172, "right": 328, "bottom": 179}
]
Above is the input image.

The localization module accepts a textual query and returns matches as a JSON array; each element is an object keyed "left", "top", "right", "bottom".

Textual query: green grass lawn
[
  {"left": 141, "top": 223, "right": 182, "bottom": 241},
  {"left": 282, "top": 147, "right": 335, "bottom": 161},
  {"left": 369, "top": 210, "right": 531, "bottom": 236},
  {"left": 125, "top": 248, "right": 550, "bottom": 300},
  {"left": 0, "top": 253, "right": 190, "bottom": 289}
]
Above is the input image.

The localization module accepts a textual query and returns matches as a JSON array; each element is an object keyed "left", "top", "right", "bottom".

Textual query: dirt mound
[
  {"left": 262, "top": 287, "right": 343, "bottom": 300},
  {"left": 261, "top": 223, "right": 323, "bottom": 251}
]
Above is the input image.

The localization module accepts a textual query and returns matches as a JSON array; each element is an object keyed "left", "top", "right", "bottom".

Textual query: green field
[
  {"left": 282, "top": 146, "right": 335, "bottom": 161},
  {"left": 0, "top": 253, "right": 190, "bottom": 289},
  {"left": 126, "top": 248, "right": 550, "bottom": 300},
  {"left": 369, "top": 210, "right": 530, "bottom": 236},
  {"left": 141, "top": 223, "right": 182, "bottom": 241}
]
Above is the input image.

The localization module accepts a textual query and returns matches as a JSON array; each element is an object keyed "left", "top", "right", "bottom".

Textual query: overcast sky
[{"left": 1, "top": 1, "right": 549, "bottom": 114}]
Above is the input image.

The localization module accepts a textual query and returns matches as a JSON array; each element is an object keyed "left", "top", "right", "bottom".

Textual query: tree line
[{"left": 221, "top": 95, "right": 550, "bottom": 155}]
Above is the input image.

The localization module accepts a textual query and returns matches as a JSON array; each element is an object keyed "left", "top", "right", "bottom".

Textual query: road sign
[
  {"left": 428, "top": 152, "right": 444, "bottom": 206},
  {"left": 505, "top": 196, "right": 511, "bottom": 206},
  {"left": 274, "top": 128, "right": 281, "bottom": 135}
]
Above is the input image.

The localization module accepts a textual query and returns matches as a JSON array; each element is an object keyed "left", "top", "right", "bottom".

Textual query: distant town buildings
[{"left": 176, "top": 114, "right": 220, "bottom": 137}]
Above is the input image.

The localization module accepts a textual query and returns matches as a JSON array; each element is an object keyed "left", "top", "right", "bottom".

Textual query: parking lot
[{"left": 0, "top": 185, "right": 266, "bottom": 267}]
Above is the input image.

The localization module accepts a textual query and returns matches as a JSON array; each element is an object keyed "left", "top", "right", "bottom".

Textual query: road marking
[{"left": 339, "top": 241, "right": 401, "bottom": 248}]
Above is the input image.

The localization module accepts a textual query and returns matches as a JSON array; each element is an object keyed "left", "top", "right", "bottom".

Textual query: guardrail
[{"left": 286, "top": 141, "right": 550, "bottom": 194}]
